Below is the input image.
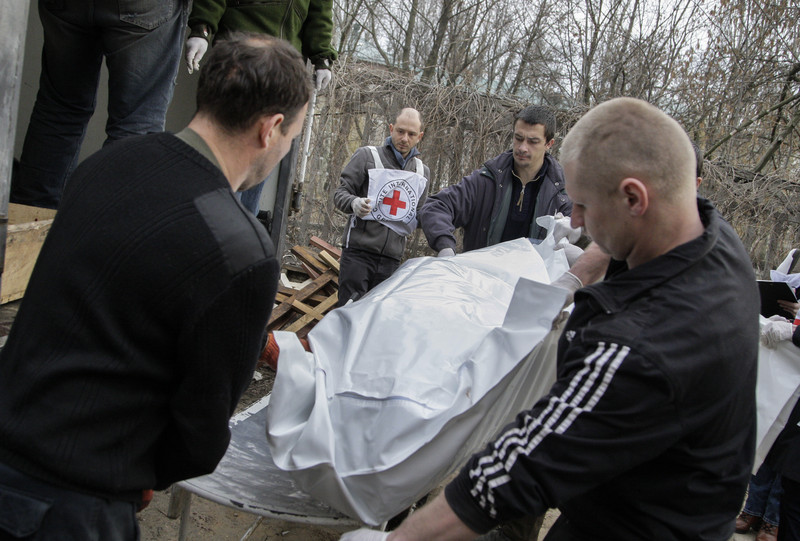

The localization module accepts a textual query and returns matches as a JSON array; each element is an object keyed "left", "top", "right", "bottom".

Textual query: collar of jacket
[
  {"left": 577, "top": 198, "right": 719, "bottom": 315},
  {"left": 384, "top": 137, "right": 420, "bottom": 169}
]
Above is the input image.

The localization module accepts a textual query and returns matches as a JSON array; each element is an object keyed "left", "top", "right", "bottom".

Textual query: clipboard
[{"left": 758, "top": 280, "right": 797, "bottom": 318}]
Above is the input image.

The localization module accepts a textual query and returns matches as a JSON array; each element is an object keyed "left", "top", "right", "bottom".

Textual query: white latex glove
[
  {"left": 339, "top": 528, "right": 389, "bottom": 541},
  {"left": 315, "top": 68, "right": 332, "bottom": 90},
  {"left": 551, "top": 271, "right": 583, "bottom": 308},
  {"left": 555, "top": 238, "right": 584, "bottom": 266},
  {"left": 437, "top": 247, "right": 456, "bottom": 257},
  {"left": 552, "top": 212, "right": 581, "bottom": 244},
  {"left": 185, "top": 37, "right": 209, "bottom": 74},
  {"left": 351, "top": 197, "right": 372, "bottom": 218},
  {"left": 761, "top": 319, "right": 794, "bottom": 349}
]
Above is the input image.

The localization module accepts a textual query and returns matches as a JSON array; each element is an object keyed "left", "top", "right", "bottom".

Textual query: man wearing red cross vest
[{"left": 333, "top": 108, "right": 431, "bottom": 307}]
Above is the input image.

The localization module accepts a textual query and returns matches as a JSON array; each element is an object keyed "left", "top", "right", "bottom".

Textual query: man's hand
[
  {"left": 339, "top": 528, "right": 389, "bottom": 541},
  {"left": 777, "top": 299, "right": 800, "bottom": 319},
  {"left": 568, "top": 242, "right": 610, "bottom": 286},
  {"left": 552, "top": 213, "right": 581, "bottom": 244},
  {"left": 351, "top": 197, "right": 372, "bottom": 217},
  {"left": 185, "top": 37, "right": 208, "bottom": 74},
  {"left": 437, "top": 248, "right": 456, "bottom": 257},
  {"left": 551, "top": 271, "right": 583, "bottom": 308},
  {"left": 555, "top": 239, "right": 583, "bottom": 266},
  {"left": 761, "top": 319, "right": 794, "bottom": 349},
  {"left": 315, "top": 68, "right": 332, "bottom": 91}
]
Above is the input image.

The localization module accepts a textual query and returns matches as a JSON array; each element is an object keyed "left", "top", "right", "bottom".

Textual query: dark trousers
[
  {"left": 780, "top": 477, "right": 800, "bottom": 541},
  {"left": 0, "top": 461, "right": 138, "bottom": 540},
  {"left": 337, "top": 248, "right": 400, "bottom": 307}
]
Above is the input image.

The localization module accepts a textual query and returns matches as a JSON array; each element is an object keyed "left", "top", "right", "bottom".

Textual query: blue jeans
[
  {"left": 11, "top": 0, "right": 187, "bottom": 209},
  {"left": 238, "top": 180, "right": 266, "bottom": 215},
  {"left": 0, "top": 462, "right": 138, "bottom": 540},
  {"left": 744, "top": 462, "right": 783, "bottom": 526}
]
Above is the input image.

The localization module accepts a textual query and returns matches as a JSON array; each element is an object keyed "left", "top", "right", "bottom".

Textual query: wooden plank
[
  {"left": 300, "top": 261, "right": 321, "bottom": 279},
  {"left": 277, "top": 285, "right": 328, "bottom": 304},
  {"left": 291, "top": 245, "right": 327, "bottom": 274},
  {"left": 1, "top": 218, "right": 55, "bottom": 304},
  {"left": 7, "top": 203, "right": 56, "bottom": 224},
  {"left": 318, "top": 251, "right": 340, "bottom": 273},
  {"left": 268, "top": 270, "right": 336, "bottom": 327},
  {"left": 309, "top": 236, "right": 341, "bottom": 259},
  {"left": 284, "top": 292, "right": 339, "bottom": 333}
]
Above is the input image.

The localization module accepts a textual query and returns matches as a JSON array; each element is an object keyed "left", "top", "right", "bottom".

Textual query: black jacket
[
  {"left": 0, "top": 133, "right": 278, "bottom": 500},
  {"left": 419, "top": 151, "right": 571, "bottom": 253},
  {"left": 446, "top": 199, "right": 759, "bottom": 540}
]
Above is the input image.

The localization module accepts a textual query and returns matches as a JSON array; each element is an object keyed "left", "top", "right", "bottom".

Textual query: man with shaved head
[
  {"left": 341, "top": 98, "right": 759, "bottom": 541},
  {"left": 333, "top": 107, "right": 431, "bottom": 306}
]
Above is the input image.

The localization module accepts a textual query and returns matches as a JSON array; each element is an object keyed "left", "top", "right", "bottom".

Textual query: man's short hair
[
  {"left": 394, "top": 108, "right": 424, "bottom": 131},
  {"left": 196, "top": 33, "right": 311, "bottom": 135},
  {"left": 560, "top": 98, "right": 695, "bottom": 201},
  {"left": 514, "top": 105, "right": 557, "bottom": 142}
]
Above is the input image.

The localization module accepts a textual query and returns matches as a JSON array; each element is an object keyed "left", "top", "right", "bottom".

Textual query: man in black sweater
[
  {"left": 342, "top": 99, "right": 759, "bottom": 541},
  {"left": 0, "top": 33, "right": 309, "bottom": 540}
]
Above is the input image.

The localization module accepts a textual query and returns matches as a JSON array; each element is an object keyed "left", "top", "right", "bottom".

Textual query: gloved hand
[
  {"left": 185, "top": 37, "right": 209, "bottom": 74},
  {"left": 761, "top": 319, "right": 794, "bottom": 349},
  {"left": 555, "top": 238, "right": 584, "bottom": 266},
  {"left": 551, "top": 271, "right": 583, "bottom": 308},
  {"left": 552, "top": 212, "right": 581, "bottom": 244},
  {"left": 315, "top": 68, "right": 332, "bottom": 91},
  {"left": 351, "top": 197, "right": 372, "bottom": 217},
  {"left": 339, "top": 528, "right": 389, "bottom": 541},
  {"left": 437, "top": 247, "right": 456, "bottom": 257}
]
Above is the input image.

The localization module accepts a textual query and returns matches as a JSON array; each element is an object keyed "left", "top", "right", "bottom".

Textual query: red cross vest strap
[{"left": 361, "top": 146, "right": 428, "bottom": 237}]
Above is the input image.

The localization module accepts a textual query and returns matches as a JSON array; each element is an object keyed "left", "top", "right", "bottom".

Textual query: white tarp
[
  {"left": 266, "top": 237, "right": 570, "bottom": 525},
  {"left": 754, "top": 316, "right": 800, "bottom": 471}
]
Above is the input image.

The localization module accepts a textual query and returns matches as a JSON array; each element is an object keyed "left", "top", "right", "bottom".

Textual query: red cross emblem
[{"left": 381, "top": 190, "right": 407, "bottom": 216}]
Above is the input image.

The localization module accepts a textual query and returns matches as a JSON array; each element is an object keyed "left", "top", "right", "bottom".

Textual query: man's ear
[
  {"left": 545, "top": 138, "right": 554, "bottom": 150},
  {"left": 259, "top": 114, "right": 285, "bottom": 148},
  {"left": 619, "top": 178, "right": 648, "bottom": 217}
]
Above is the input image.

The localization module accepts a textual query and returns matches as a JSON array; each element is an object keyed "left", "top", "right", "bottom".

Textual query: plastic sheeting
[
  {"left": 754, "top": 316, "right": 800, "bottom": 471},
  {"left": 266, "top": 237, "right": 569, "bottom": 525}
]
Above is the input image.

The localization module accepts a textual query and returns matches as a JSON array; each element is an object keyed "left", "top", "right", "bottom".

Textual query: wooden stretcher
[{"left": 168, "top": 395, "right": 361, "bottom": 540}]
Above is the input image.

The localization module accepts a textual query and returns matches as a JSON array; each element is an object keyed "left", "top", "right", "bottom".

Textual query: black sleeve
[{"left": 152, "top": 259, "right": 278, "bottom": 488}]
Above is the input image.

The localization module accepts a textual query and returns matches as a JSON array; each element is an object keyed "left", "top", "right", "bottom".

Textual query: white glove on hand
[
  {"left": 551, "top": 271, "right": 583, "bottom": 308},
  {"left": 437, "top": 247, "right": 456, "bottom": 257},
  {"left": 185, "top": 37, "right": 209, "bottom": 74},
  {"left": 552, "top": 212, "right": 581, "bottom": 244},
  {"left": 340, "top": 528, "right": 389, "bottom": 541},
  {"left": 315, "top": 68, "right": 332, "bottom": 90},
  {"left": 761, "top": 319, "right": 794, "bottom": 349},
  {"left": 555, "top": 238, "right": 584, "bottom": 266},
  {"left": 351, "top": 197, "right": 372, "bottom": 218}
]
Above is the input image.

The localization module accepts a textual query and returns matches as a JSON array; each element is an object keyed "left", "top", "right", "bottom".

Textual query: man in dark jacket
[
  {"left": 0, "top": 34, "right": 310, "bottom": 541},
  {"left": 419, "top": 105, "right": 573, "bottom": 257},
  {"left": 341, "top": 98, "right": 759, "bottom": 541},
  {"left": 333, "top": 108, "right": 431, "bottom": 306},
  {"left": 184, "top": 0, "right": 338, "bottom": 215}
]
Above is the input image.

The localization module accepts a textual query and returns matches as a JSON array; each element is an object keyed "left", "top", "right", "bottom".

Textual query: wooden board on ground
[
  {"left": 1, "top": 203, "right": 57, "bottom": 304},
  {"left": 268, "top": 239, "right": 342, "bottom": 338}
]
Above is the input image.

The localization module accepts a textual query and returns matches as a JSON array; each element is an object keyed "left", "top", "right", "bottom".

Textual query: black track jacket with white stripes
[{"left": 445, "top": 198, "right": 759, "bottom": 540}]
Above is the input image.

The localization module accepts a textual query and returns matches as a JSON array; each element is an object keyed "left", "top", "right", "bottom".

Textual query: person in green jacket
[{"left": 184, "top": 0, "right": 338, "bottom": 214}]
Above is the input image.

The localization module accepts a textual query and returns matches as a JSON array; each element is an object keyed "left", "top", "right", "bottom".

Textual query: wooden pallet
[{"left": 268, "top": 236, "right": 341, "bottom": 338}]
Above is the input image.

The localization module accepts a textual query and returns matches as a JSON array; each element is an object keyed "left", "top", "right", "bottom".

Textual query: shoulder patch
[{"left": 194, "top": 188, "right": 275, "bottom": 275}]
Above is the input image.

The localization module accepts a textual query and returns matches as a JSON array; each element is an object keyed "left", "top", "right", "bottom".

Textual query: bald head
[
  {"left": 389, "top": 107, "right": 424, "bottom": 158},
  {"left": 561, "top": 98, "right": 696, "bottom": 202}
]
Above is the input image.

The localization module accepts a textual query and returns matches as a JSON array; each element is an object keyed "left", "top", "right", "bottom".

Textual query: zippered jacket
[
  {"left": 419, "top": 150, "right": 571, "bottom": 253},
  {"left": 333, "top": 143, "right": 430, "bottom": 261},
  {"left": 445, "top": 199, "right": 759, "bottom": 540},
  {"left": 189, "top": 0, "right": 337, "bottom": 67}
]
